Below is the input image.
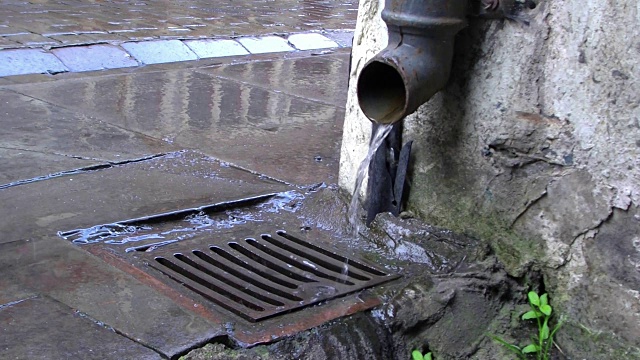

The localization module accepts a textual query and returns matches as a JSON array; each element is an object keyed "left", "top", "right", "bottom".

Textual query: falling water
[{"left": 347, "top": 124, "right": 394, "bottom": 237}]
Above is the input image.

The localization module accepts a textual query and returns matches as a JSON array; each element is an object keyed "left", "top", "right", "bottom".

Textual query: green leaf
[
  {"left": 540, "top": 304, "right": 552, "bottom": 316},
  {"left": 425, "top": 352, "right": 433, "bottom": 360},
  {"left": 522, "top": 344, "right": 540, "bottom": 354},
  {"left": 412, "top": 350, "right": 424, "bottom": 360},
  {"left": 541, "top": 321, "right": 550, "bottom": 340},
  {"left": 550, "top": 317, "right": 565, "bottom": 338},
  {"left": 488, "top": 334, "right": 523, "bottom": 356},
  {"left": 540, "top": 293, "right": 549, "bottom": 307},
  {"left": 528, "top": 291, "right": 540, "bottom": 307},
  {"left": 522, "top": 310, "right": 542, "bottom": 320}
]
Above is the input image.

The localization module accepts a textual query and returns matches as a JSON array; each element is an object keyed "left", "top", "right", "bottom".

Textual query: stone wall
[{"left": 339, "top": 0, "right": 640, "bottom": 357}]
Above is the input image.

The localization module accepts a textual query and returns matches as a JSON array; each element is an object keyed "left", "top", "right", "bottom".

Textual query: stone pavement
[
  {"left": 0, "top": 0, "right": 356, "bottom": 47},
  {"left": 0, "top": 1, "right": 358, "bottom": 358},
  {"left": 0, "top": 0, "right": 356, "bottom": 76},
  {"left": 0, "top": 48, "right": 352, "bottom": 360}
]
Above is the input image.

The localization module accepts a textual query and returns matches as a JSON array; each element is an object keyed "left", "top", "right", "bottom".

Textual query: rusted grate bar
[{"left": 148, "top": 230, "right": 398, "bottom": 322}]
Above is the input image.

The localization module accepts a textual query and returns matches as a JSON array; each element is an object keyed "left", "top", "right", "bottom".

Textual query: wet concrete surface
[
  {"left": 0, "top": 0, "right": 355, "bottom": 77},
  {"left": 0, "top": 237, "right": 219, "bottom": 358},
  {"left": 0, "top": 0, "right": 357, "bottom": 49},
  {"left": 201, "top": 54, "right": 350, "bottom": 107},
  {"left": 0, "top": 47, "right": 355, "bottom": 358},
  {"left": 4, "top": 51, "right": 350, "bottom": 184},
  {"left": 0, "top": 31, "right": 351, "bottom": 77},
  {"left": 0, "top": 148, "right": 99, "bottom": 185},
  {"left": 0, "top": 89, "right": 179, "bottom": 165},
  {"left": 0, "top": 151, "right": 291, "bottom": 243},
  {"left": 0, "top": 295, "right": 161, "bottom": 359}
]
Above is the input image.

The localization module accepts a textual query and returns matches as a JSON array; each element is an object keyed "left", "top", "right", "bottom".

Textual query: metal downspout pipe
[
  {"left": 357, "top": 0, "right": 468, "bottom": 124},
  {"left": 358, "top": 0, "right": 469, "bottom": 224}
]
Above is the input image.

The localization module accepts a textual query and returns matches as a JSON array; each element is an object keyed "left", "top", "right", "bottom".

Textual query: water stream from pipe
[{"left": 347, "top": 124, "right": 394, "bottom": 238}]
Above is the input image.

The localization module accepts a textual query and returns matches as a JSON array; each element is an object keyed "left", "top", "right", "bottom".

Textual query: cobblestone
[
  {"left": 0, "top": 49, "right": 67, "bottom": 77},
  {"left": 0, "top": 0, "right": 358, "bottom": 50},
  {"left": 0, "top": 1, "right": 356, "bottom": 77}
]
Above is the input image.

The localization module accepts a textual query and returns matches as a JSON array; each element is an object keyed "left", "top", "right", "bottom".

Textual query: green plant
[
  {"left": 411, "top": 350, "right": 432, "bottom": 360},
  {"left": 490, "top": 291, "right": 564, "bottom": 360}
]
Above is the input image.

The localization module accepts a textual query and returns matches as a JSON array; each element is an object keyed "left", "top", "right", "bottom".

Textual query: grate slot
[
  {"left": 139, "top": 230, "right": 400, "bottom": 322},
  {"left": 151, "top": 257, "right": 268, "bottom": 321},
  {"left": 260, "top": 234, "right": 371, "bottom": 281},
  {"left": 246, "top": 238, "right": 355, "bottom": 285},
  {"left": 173, "top": 253, "right": 286, "bottom": 307},
  {"left": 227, "top": 242, "right": 317, "bottom": 283},
  {"left": 208, "top": 246, "right": 301, "bottom": 289},
  {"left": 191, "top": 250, "right": 303, "bottom": 302},
  {"left": 277, "top": 231, "right": 387, "bottom": 276}
]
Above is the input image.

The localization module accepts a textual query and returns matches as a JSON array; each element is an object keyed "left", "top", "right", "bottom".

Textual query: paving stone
[
  {"left": 0, "top": 26, "right": 29, "bottom": 37},
  {"left": 0, "top": 148, "right": 99, "bottom": 186},
  {"left": 84, "top": 32, "right": 130, "bottom": 43},
  {"left": 52, "top": 44, "right": 138, "bottom": 72},
  {"left": 0, "top": 278, "right": 36, "bottom": 305},
  {"left": 0, "top": 36, "right": 21, "bottom": 50},
  {"left": 121, "top": 39, "right": 197, "bottom": 64},
  {"left": 0, "top": 150, "right": 292, "bottom": 245},
  {"left": 288, "top": 33, "right": 339, "bottom": 51},
  {"left": 11, "top": 65, "right": 345, "bottom": 184},
  {"left": 237, "top": 36, "right": 294, "bottom": 54},
  {"left": 0, "top": 296, "right": 161, "bottom": 359},
  {"left": 324, "top": 31, "right": 354, "bottom": 48},
  {"left": 184, "top": 39, "right": 249, "bottom": 58},
  {"left": 9, "top": 33, "right": 60, "bottom": 46},
  {"left": 200, "top": 52, "right": 350, "bottom": 107},
  {"left": 0, "top": 49, "right": 67, "bottom": 77},
  {"left": 0, "top": 89, "right": 177, "bottom": 162},
  {"left": 0, "top": 0, "right": 361, "bottom": 51},
  {"left": 48, "top": 33, "right": 97, "bottom": 46}
]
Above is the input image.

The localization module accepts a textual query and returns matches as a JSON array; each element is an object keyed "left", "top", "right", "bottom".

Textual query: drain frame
[
  {"left": 146, "top": 230, "right": 399, "bottom": 322},
  {"left": 65, "top": 190, "right": 402, "bottom": 345}
]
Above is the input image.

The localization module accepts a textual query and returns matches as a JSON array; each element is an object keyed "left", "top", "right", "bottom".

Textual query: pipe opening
[{"left": 357, "top": 61, "right": 406, "bottom": 124}]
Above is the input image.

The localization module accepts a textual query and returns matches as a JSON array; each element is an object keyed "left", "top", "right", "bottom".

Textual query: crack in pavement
[{"left": 0, "top": 152, "right": 170, "bottom": 190}]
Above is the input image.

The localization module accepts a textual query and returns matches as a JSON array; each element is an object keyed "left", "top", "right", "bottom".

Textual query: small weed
[
  {"left": 490, "top": 291, "right": 564, "bottom": 360},
  {"left": 411, "top": 349, "right": 433, "bottom": 360}
]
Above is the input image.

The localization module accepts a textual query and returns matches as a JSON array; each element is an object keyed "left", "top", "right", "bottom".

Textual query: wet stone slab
[
  {"left": 0, "top": 296, "right": 161, "bottom": 359},
  {"left": 200, "top": 52, "right": 351, "bottom": 107},
  {"left": 52, "top": 44, "right": 139, "bottom": 72},
  {"left": 7, "top": 54, "right": 349, "bottom": 184},
  {"left": 184, "top": 39, "right": 249, "bottom": 58},
  {"left": 122, "top": 40, "right": 198, "bottom": 65},
  {"left": 0, "top": 150, "right": 291, "bottom": 243},
  {"left": 0, "top": 89, "right": 178, "bottom": 162},
  {"left": 323, "top": 31, "right": 354, "bottom": 48},
  {"left": 0, "top": 148, "right": 99, "bottom": 186},
  {"left": 0, "top": 0, "right": 358, "bottom": 48},
  {"left": 237, "top": 36, "right": 294, "bottom": 54},
  {"left": 0, "top": 239, "right": 215, "bottom": 359},
  {"left": 0, "top": 49, "right": 67, "bottom": 77},
  {"left": 287, "top": 33, "right": 339, "bottom": 51}
]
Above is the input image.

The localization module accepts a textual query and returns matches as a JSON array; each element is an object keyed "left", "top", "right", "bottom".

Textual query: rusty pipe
[{"left": 357, "top": 0, "right": 468, "bottom": 124}]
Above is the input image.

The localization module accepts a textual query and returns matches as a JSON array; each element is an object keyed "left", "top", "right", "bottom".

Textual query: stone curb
[{"left": 0, "top": 31, "right": 353, "bottom": 77}]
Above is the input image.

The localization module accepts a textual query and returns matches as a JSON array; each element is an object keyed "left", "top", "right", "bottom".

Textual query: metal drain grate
[{"left": 148, "top": 230, "right": 398, "bottom": 322}]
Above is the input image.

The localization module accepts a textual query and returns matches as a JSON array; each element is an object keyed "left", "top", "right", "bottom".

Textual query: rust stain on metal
[
  {"left": 235, "top": 295, "right": 382, "bottom": 345},
  {"left": 144, "top": 231, "right": 398, "bottom": 322}
]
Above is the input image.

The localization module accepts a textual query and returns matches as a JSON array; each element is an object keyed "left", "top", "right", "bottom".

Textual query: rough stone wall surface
[
  {"left": 339, "top": 0, "right": 640, "bottom": 357},
  {"left": 339, "top": 0, "right": 388, "bottom": 200}
]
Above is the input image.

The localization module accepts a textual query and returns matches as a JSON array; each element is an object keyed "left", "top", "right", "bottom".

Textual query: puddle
[{"left": 59, "top": 191, "right": 304, "bottom": 252}]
